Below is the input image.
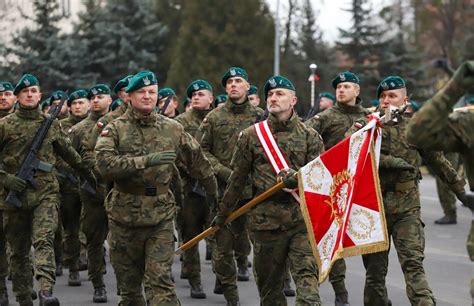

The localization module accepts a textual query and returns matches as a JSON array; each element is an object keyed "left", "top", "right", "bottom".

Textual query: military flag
[{"left": 298, "top": 116, "right": 388, "bottom": 282}]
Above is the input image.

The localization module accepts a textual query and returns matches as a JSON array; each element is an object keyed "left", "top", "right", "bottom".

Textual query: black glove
[
  {"left": 82, "top": 171, "right": 97, "bottom": 191},
  {"left": 385, "top": 157, "right": 416, "bottom": 171},
  {"left": 210, "top": 215, "right": 227, "bottom": 228},
  {"left": 276, "top": 168, "right": 298, "bottom": 189},
  {"left": 1, "top": 173, "right": 27, "bottom": 192},
  {"left": 457, "top": 192, "right": 474, "bottom": 212},
  {"left": 145, "top": 151, "right": 177, "bottom": 167}
]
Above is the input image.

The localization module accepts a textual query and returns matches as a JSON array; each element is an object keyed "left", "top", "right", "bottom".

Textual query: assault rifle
[
  {"left": 5, "top": 93, "right": 67, "bottom": 207},
  {"left": 57, "top": 168, "right": 96, "bottom": 195},
  {"left": 158, "top": 95, "right": 173, "bottom": 116}
]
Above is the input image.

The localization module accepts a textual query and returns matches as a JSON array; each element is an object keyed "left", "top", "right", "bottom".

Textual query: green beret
[
  {"left": 14, "top": 73, "right": 39, "bottom": 95},
  {"left": 113, "top": 75, "right": 134, "bottom": 93},
  {"left": 68, "top": 89, "right": 88, "bottom": 106},
  {"left": 248, "top": 85, "right": 258, "bottom": 96},
  {"left": 371, "top": 99, "right": 380, "bottom": 107},
  {"left": 409, "top": 100, "right": 420, "bottom": 111},
  {"left": 465, "top": 96, "right": 474, "bottom": 105},
  {"left": 319, "top": 91, "right": 335, "bottom": 102},
  {"left": 221, "top": 67, "right": 248, "bottom": 87},
  {"left": 263, "top": 75, "right": 296, "bottom": 99},
  {"left": 186, "top": 80, "right": 213, "bottom": 98},
  {"left": 331, "top": 71, "right": 359, "bottom": 89},
  {"left": 183, "top": 97, "right": 191, "bottom": 107},
  {"left": 125, "top": 70, "right": 157, "bottom": 93},
  {"left": 0, "top": 81, "right": 14, "bottom": 92},
  {"left": 40, "top": 97, "right": 52, "bottom": 111},
  {"left": 51, "top": 90, "right": 67, "bottom": 102},
  {"left": 110, "top": 98, "right": 123, "bottom": 111},
  {"left": 376, "top": 76, "right": 406, "bottom": 98},
  {"left": 214, "top": 94, "right": 227, "bottom": 107},
  {"left": 88, "top": 84, "right": 111, "bottom": 99},
  {"left": 158, "top": 88, "right": 176, "bottom": 100}
]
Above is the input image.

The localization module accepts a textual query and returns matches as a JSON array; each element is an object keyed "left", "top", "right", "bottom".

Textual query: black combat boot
[
  {"left": 189, "top": 280, "right": 206, "bottom": 299},
  {"left": 335, "top": 294, "right": 350, "bottom": 306},
  {"left": 434, "top": 215, "right": 457, "bottom": 224},
  {"left": 237, "top": 265, "right": 250, "bottom": 281},
  {"left": 93, "top": 286, "right": 107, "bottom": 303},
  {"left": 0, "top": 290, "right": 8, "bottom": 306},
  {"left": 31, "top": 290, "right": 37, "bottom": 300},
  {"left": 213, "top": 278, "right": 223, "bottom": 294},
  {"left": 38, "top": 290, "right": 59, "bottom": 306},
  {"left": 226, "top": 300, "right": 240, "bottom": 306},
  {"left": 55, "top": 262, "right": 63, "bottom": 277},
  {"left": 283, "top": 278, "right": 295, "bottom": 297},
  {"left": 205, "top": 243, "right": 212, "bottom": 261},
  {"left": 68, "top": 271, "right": 81, "bottom": 286}
]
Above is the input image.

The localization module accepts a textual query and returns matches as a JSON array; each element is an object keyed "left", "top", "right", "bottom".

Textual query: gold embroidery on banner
[
  {"left": 347, "top": 208, "right": 376, "bottom": 240},
  {"left": 304, "top": 159, "right": 325, "bottom": 192},
  {"left": 324, "top": 169, "right": 353, "bottom": 227}
]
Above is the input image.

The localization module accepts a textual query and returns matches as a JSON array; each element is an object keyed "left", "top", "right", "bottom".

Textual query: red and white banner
[{"left": 298, "top": 117, "right": 388, "bottom": 283}]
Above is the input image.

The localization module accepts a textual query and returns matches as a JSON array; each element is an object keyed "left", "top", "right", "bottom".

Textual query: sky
[{"left": 266, "top": 0, "right": 386, "bottom": 43}]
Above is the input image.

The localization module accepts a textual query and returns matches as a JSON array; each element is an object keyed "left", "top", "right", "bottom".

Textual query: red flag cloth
[{"left": 298, "top": 118, "right": 388, "bottom": 283}]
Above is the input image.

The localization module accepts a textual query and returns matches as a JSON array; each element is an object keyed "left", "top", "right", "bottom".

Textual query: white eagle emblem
[
  {"left": 381, "top": 82, "right": 388, "bottom": 90},
  {"left": 269, "top": 78, "right": 277, "bottom": 87},
  {"left": 339, "top": 73, "right": 346, "bottom": 81},
  {"left": 193, "top": 83, "right": 200, "bottom": 90},
  {"left": 230, "top": 69, "right": 236, "bottom": 76},
  {"left": 91, "top": 88, "right": 98, "bottom": 95},
  {"left": 24, "top": 79, "right": 31, "bottom": 86},
  {"left": 0, "top": 84, "right": 4, "bottom": 91},
  {"left": 143, "top": 77, "right": 151, "bottom": 86}
]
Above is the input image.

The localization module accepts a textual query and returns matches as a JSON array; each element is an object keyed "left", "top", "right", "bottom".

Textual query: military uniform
[
  {"left": 95, "top": 103, "right": 217, "bottom": 305},
  {"left": 306, "top": 101, "right": 369, "bottom": 302},
  {"left": 435, "top": 152, "right": 461, "bottom": 224},
  {"left": 218, "top": 111, "right": 323, "bottom": 306},
  {"left": 0, "top": 105, "right": 91, "bottom": 304},
  {"left": 199, "top": 97, "right": 263, "bottom": 303},
  {"left": 406, "top": 61, "right": 474, "bottom": 302}
]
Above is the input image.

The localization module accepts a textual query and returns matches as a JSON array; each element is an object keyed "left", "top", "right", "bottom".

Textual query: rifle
[
  {"left": 158, "top": 95, "right": 173, "bottom": 116},
  {"left": 304, "top": 106, "right": 319, "bottom": 121},
  {"left": 5, "top": 93, "right": 68, "bottom": 207},
  {"left": 57, "top": 168, "right": 96, "bottom": 195},
  {"left": 255, "top": 108, "right": 269, "bottom": 123}
]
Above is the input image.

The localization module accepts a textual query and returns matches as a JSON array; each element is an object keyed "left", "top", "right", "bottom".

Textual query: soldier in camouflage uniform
[
  {"left": 95, "top": 70, "right": 217, "bottom": 306},
  {"left": 0, "top": 81, "right": 16, "bottom": 306},
  {"left": 158, "top": 88, "right": 180, "bottom": 118},
  {"left": 434, "top": 152, "right": 461, "bottom": 224},
  {"left": 406, "top": 61, "right": 474, "bottom": 305},
  {"left": 198, "top": 67, "right": 263, "bottom": 305},
  {"left": 306, "top": 71, "right": 368, "bottom": 306},
  {"left": 68, "top": 84, "right": 112, "bottom": 303},
  {"left": 356, "top": 76, "right": 467, "bottom": 306},
  {"left": 214, "top": 75, "right": 323, "bottom": 306},
  {"left": 56, "top": 89, "right": 90, "bottom": 286},
  {"left": 175, "top": 79, "right": 215, "bottom": 299},
  {"left": 0, "top": 74, "right": 95, "bottom": 306}
]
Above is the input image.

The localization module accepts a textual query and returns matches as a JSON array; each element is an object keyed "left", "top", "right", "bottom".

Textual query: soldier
[
  {"left": 434, "top": 152, "right": 461, "bottom": 224},
  {"left": 95, "top": 70, "right": 218, "bottom": 305},
  {"left": 214, "top": 94, "right": 227, "bottom": 108},
  {"left": 358, "top": 75, "right": 467, "bottom": 306},
  {"left": 68, "top": 84, "right": 112, "bottom": 303},
  {"left": 158, "top": 87, "right": 180, "bottom": 118},
  {"left": 183, "top": 97, "right": 192, "bottom": 112},
  {"left": 248, "top": 85, "right": 260, "bottom": 107},
  {"left": 306, "top": 71, "right": 369, "bottom": 306},
  {"left": 56, "top": 89, "right": 90, "bottom": 286},
  {"left": 110, "top": 75, "right": 132, "bottom": 112},
  {"left": 213, "top": 75, "right": 323, "bottom": 306},
  {"left": 50, "top": 91, "right": 69, "bottom": 120},
  {"left": 0, "top": 81, "right": 16, "bottom": 306},
  {"left": 0, "top": 74, "right": 95, "bottom": 306},
  {"left": 175, "top": 79, "right": 215, "bottom": 299},
  {"left": 198, "top": 67, "right": 263, "bottom": 305},
  {"left": 318, "top": 91, "right": 336, "bottom": 111},
  {"left": 406, "top": 61, "right": 474, "bottom": 304}
]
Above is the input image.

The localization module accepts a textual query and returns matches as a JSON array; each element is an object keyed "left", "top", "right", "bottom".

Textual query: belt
[
  {"left": 383, "top": 180, "right": 417, "bottom": 192},
  {"left": 114, "top": 183, "right": 169, "bottom": 196}
]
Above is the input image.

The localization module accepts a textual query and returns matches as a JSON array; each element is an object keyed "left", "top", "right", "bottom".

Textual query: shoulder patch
[
  {"left": 68, "top": 128, "right": 72, "bottom": 133},
  {"left": 313, "top": 115, "right": 320, "bottom": 120},
  {"left": 203, "top": 118, "right": 208, "bottom": 123},
  {"left": 100, "top": 129, "right": 110, "bottom": 137},
  {"left": 238, "top": 131, "right": 243, "bottom": 140},
  {"left": 97, "top": 121, "right": 104, "bottom": 129},
  {"left": 354, "top": 122, "right": 363, "bottom": 129}
]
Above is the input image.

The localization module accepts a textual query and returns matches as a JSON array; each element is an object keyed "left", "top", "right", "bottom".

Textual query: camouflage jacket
[
  {"left": 0, "top": 106, "right": 87, "bottom": 210},
  {"left": 56, "top": 113, "right": 87, "bottom": 193},
  {"left": 305, "top": 102, "right": 370, "bottom": 149},
  {"left": 175, "top": 107, "right": 212, "bottom": 194},
  {"left": 89, "top": 101, "right": 130, "bottom": 149},
  {"left": 94, "top": 107, "right": 217, "bottom": 227},
  {"left": 0, "top": 110, "right": 12, "bottom": 118},
  {"left": 219, "top": 112, "right": 324, "bottom": 231},
  {"left": 199, "top": 99, "right": 263, "bottom": 198}
]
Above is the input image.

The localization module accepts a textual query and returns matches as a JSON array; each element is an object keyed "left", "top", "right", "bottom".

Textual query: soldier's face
[
  {"left": 319, "top": 97, "right": 334, "bottom": 111},
  {"left": 191, "top": 90, "right": 213, "bottom": 110},
  {"left": 70, "top": 98, "right": 90, "bottom": 117},
  {"left": 90, "top": 94, "right": 112, "bottom": 114},
  {"left": 266, "top": 88, "right": 297, "bottom": 115},
  {"left": 117, "top": 89, "right": 129, "bottom": 102},
  {"left": 130, "top": 85, "right": 158, "bottom": 115},
  {"left": 248, "top": 94, "right": 260, "bottom": 107},
  {"left": 17, "top": 86, "right": 42, "bottom": 109},
  {"left": 336, "top": 82, "right": 359, "bottom": 105},
  {"left": 226, "top": 77, "right": 250, "bottom": 104},
  {"left": 0, "top": 91, "right": 16, "bottom": 111},
  {"left": 379, "top": 89, "right": 408, "bottom": 110},
  {"left": 52, "top": 99, "right": 69, "bottom": 115}
]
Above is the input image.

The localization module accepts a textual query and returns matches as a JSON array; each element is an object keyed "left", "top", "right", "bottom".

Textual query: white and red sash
[{"left": 254, "top": 120, "right": 300, "bottom": 202}]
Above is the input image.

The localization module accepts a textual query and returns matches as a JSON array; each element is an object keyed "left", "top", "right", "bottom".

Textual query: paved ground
[{"left": 5, "top": 174, "right": 473, "bottom": 305}]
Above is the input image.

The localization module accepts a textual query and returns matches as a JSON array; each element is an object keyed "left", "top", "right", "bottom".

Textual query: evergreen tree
[{"left": 166, "top": 0, "right": 274, "bottom": 99}]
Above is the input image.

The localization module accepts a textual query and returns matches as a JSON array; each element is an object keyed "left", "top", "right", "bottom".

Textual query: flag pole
[{"left": 175, "top": 181, "right": 285, "bottom": 255}]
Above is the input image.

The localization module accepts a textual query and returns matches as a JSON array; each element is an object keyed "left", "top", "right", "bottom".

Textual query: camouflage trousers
[
  {"left": 108, "top": 217, "right": 179, "bottom": 306},
  {"left": 468, "top": 220, "right": 474, "bottom": 302},
  {"left": 435, "top": 152, "right": 461, "bottom": 218},
  {"left": 362, "top": 206, "right": 435, "bottom": 306},
  {"left": 0, "top": 211, "right": 7, "bottom": 292},
  {"left": 80, "top": 192, "right": 107, "bottom": 288},
  {"left": 178, "top": 192, "right": 210, "bottom": 284},
  {"left": 59, "top": 192, "right": 82, "bottom": 271},
  {"left": 3, "top": 197, "right": 59, "bottom": 300},
  {"left": 252, "top": 224, "right": 321, "bottom": 306}
]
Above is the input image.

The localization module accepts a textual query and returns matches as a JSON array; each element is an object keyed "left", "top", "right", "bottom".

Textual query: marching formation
[{"left": 0, "top": 61, "right": 473, "bottom": 306}]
